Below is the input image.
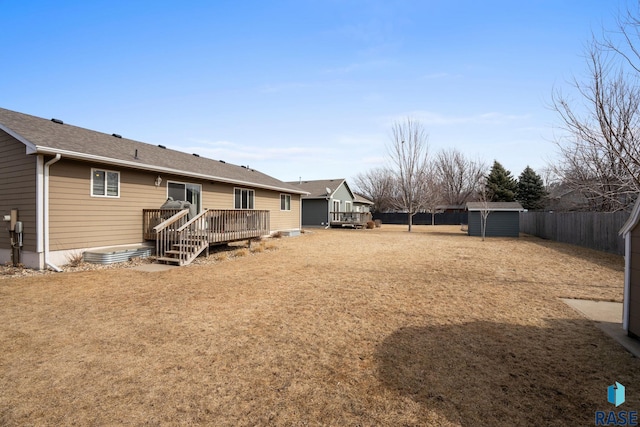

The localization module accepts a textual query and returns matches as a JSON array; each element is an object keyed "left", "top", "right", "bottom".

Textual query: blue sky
[{"left": 1, "top": 1, "right": 623, "bottom": 183}]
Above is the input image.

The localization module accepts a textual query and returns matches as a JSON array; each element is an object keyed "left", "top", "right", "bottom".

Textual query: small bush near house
[
  {"left": 214, "top": 252, "right": 229, "bottom": 262},
  {"left": 250, "top": 242, "right": 266, "bottom": 253},
  {"left": 366, "top": 221, "right": 375, "bottom": 229},
  {"left": 271, "top": 231, "right": 283, "bottom": 239},
  {"left": 65, "top": 251, "right": 85, "bottom": 267},
  {"left": 374, "top": 219, "right": 382, "bottom": 228},
  {"left": 234, "top": 248, "right": 250, "bottom": 257}
]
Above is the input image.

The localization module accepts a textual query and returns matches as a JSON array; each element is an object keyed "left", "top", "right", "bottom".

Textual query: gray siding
[
  {"left": 0, "top": 131, "right": 37, "bottom": 251},
  {"left": 331, "top": 183, "right": 354, "bottom": 211},
  {"left": 468, "top": 211, "right": 520, "bottom": 237},
  {"left": 630, "top": 227, "right": 640, "bottom": 337},
  {"left": 301, "top": 199, "right": 328, "bottom": 226}
]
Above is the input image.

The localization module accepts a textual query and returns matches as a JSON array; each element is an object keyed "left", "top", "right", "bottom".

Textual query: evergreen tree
[
  {"left": 516, "top": 166, "right": 547, "bottom": 210},
  {"left": 485, "top": 161, "right": 517, "bottom": 202}
]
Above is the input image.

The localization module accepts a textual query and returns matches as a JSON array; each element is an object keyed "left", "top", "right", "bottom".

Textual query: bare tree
[
  {"left": 551, "top": 39, "right": 640, "bottom": 212},
  {"left": 352, "top": 167, "right": 396, "bottom": 212},
  {"left": 434, "top": 148, "right": 487, "bottom": 206},
  {"left": 477, "top": 178, "right": 491, "bottom": 242},
  {"left": 422, "top": 163, "right": 444, "bottom": 226},
  {"left": 387, "top": 117, "right": 432, "bottom": 231}
]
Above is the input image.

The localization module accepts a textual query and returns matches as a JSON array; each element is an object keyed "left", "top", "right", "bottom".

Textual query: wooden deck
[
  {"left": 329, "top": 211, "right": 372, "bottom": 228},
  {"left": 142, "top": 209, "right": 270, "bottom": 266}
]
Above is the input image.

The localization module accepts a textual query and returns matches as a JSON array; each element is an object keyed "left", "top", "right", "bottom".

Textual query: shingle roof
[
  {"left": 286, "top": 179, "right": 348, "bottom": 199},
  {"left": 466, "top": 202, "right": 524, "bottom": 211},
  {"left": 353, "top": 193, "right": 373, "bottom": 205},
  {"left": 0, "top": 107, "right": 306, "bottom": 194}
]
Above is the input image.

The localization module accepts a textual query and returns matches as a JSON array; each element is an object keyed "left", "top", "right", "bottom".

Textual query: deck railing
[
  {"left": 151, "top": 209, "right": 190, "bottom": 261},
  {"left": 330, "top": 211, "right": 372, "bottom": 227},
  {"left": 144, "top": 208, "right": 271, "bottom": 265},
  {"left": 142, "top": 208, "right": 184, "bottom": 240}
]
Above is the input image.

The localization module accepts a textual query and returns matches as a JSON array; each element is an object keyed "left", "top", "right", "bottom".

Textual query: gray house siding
[
  {"left": 331, "top": 184, "right": 353, "bottom": 212},
  {"left": 630, "top": 225, "right": 640, "bottom": 337},
  {"left": 301, "top": 199, "right": 328, "bottom": 226},
  {"left": 468, "top": 211, "right": 520, "bottom": 237}
]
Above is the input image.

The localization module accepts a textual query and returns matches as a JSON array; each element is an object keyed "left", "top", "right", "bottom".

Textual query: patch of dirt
[{"left": 0, "top": 225, "right": 633, "bottom": 426}]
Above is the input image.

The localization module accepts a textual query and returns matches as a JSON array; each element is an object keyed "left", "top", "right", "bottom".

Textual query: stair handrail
[
  {"left": 173, "top": 209, "right": 211, "bottom": 265},
  {"left": 175, "top": 208, "right": 209, "bottom": 233},
  {"left": 153, "top": 209, "right": 190, "bottom": 233},
  {"left": 153, "top": 209, "right": 190, "bottom": 261}
]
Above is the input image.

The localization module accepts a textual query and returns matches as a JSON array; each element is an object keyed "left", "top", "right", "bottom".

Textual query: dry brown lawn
[{"left": 0, "top": 225, "right": 636, "bottom": 426}]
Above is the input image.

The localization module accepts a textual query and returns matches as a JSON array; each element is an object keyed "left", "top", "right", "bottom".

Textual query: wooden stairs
[
  {"left": 156, "top": 238, "right": 209, "bottom": 266},
  {"left": 149, "top": 208, "right": 270, "bottom": 267}
]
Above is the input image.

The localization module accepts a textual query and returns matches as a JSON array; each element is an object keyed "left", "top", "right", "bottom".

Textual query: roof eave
[
  {"left": 0, "top": 123, "right": 37, "bottom": 153},
  {"left": 34, "top": 146, "right": 309, "bottom": 195},
  {"left": 620, "top": 199, "right": 640, "bottom": 236}
]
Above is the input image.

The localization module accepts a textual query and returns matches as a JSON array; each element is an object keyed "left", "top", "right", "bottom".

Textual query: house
[
  {"left": 353, "top": 193, "right": 374, "bottom": 213},
  {"left": 618, "top": 199, "right": 640, "bottom": 339},
  {"left": 465, "top": 202, "right": 524, "bottom": 237},
  {"left": 287, "top": 178, "right": 371, "bottom": 228},
  {"left": 0, "top": 107, "right": 307, "bottom": 269}
]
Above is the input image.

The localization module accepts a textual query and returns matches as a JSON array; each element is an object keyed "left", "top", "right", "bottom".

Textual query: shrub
[
  {"left": 271, "top": 231, "right": 283, "bottom": 239},
  {"left": 65, "top": 251, "right": 85, "bottom": 267},
  {"left": 366, "top": 221, "right": 375, "bottom": 229},
  {"left": 251, "top": 242, "right": 266, "bottom": 253},
  {"left": 214, "top": 252, "right": 229, "bottom": 262},
  {"left": 234, "top": 248, "right": 250, "bottom": 257}
]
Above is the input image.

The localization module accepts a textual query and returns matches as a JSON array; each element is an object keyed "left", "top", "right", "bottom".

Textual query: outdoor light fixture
[{"left": 155, "top": 176, "right": 162, "bottom": 187}]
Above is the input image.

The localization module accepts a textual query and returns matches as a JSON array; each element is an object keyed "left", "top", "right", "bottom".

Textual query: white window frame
[
  {"left": 234, "top": 187, "right": 255, "bottom": 210},
  {"left": 345, "top": 201, "right": 352, "bottom": 212},
  {"left": 91, "top": 168, "right": 120, "bottom": 198},
  {"left": 280, "top": 194, "right": 291, "bottom": 211}
]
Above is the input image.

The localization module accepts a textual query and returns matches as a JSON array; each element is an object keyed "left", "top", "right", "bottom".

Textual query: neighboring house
[
  {"left": 0, "top": 107, "right": 307, "bottom": 269},
  {"left": 619, "top": 200, "right": 640, "bottom": 339},
  {"left": 466, "top": 202, "right": 524, "bottom": 238},
  {"left": 287, "top": 178, "right": 371, "bottom": 228},
  {"left": 353, "top": 193, "right": 374, "bottom": 213}
]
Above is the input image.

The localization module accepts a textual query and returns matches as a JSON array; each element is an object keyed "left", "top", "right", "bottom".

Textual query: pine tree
[
  {"left": 516, "top": 166, "right": 547, "bottom": 210},
  {"left": 485, "top": 161, "right": 517, "bottom": 202}
]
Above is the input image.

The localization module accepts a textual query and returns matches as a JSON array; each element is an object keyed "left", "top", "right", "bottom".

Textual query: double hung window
[
  {"left": 92, "top": 169, "right": 120, "bottom": 197},
  {"left": 234, "top": 188, "right": 254, "bottom": 209}
]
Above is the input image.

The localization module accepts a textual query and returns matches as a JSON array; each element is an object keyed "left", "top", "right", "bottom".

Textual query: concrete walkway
[
  {"left": 131, "top": 263, "right": 177, "bottom": 272},
  {"left": 562, "top": 298, "right": 640, "bottom": 358}
]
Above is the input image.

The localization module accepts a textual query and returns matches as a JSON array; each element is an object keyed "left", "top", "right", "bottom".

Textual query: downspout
[{"left": 44, "top": 154, "right": 63, "bottom": 272}]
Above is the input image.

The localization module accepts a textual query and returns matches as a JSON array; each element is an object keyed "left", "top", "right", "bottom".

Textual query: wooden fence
[
  {"left": 372, "top": 212, "right": 467, "bottom": 226},
  {"left": 519, "top": 211, "right": 630, "bottom": 255}
]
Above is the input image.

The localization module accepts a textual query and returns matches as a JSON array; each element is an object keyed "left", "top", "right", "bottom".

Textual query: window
[
  {"left": 168, "top": 181, "right": 202, "bottom": 212},
  {"left": 92, "top": 169, "right": 119, "bottom": 197},
  {"left": 234, "top": 188, "right": 254, "bottom": 209},
  {"left": 280, "top": 194, "right": 291, "bottom": 211}
]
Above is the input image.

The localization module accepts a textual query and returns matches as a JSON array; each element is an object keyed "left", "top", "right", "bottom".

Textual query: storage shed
[
  {"left": 618, "top": 199, "right": 640, "bottom": 338},
  {"left": 465, "top": 202, "right": 524, "bottom": 238}
]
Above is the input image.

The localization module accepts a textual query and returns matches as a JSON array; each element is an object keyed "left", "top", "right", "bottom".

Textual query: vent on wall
[{"left": 51, "top": 118, "right": 63, "bottom": 124}]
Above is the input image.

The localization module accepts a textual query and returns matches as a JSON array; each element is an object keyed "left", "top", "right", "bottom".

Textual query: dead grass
[{"left": 0, "top": 225, "right": 635, "bottom": 426}]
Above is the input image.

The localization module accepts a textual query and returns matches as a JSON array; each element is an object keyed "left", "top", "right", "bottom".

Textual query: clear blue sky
[{"left": 1, "top": 1, "right": 623, "bottom": 183}]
